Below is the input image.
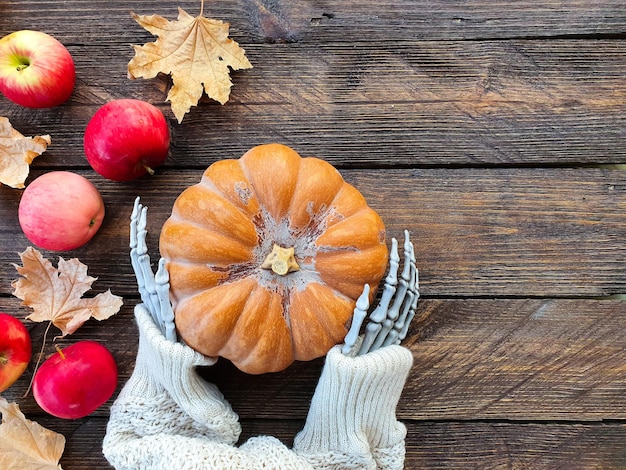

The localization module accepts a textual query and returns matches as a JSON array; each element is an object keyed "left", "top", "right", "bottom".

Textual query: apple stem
[
  {"left": 142, "top": 163, "right": 155, "bottom": 176},
  {"left": 55, "top": 344, "right": 66, "bottom": 360},
  {"left": 22, "top": 320, "right": 53, "bottom": 398}
]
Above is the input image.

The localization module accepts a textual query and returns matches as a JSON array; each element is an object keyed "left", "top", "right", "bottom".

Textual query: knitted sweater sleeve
[
  {"left": 102, "top": 306, "right": 412, "bottom": 470},
  {"left": 103, "top": 385, "right": 315, "bottom": 469}
]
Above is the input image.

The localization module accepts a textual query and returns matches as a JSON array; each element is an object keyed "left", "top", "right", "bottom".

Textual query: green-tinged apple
[
  {"left": 18, "top": 171, "right": 105, "bottom": 251},
  {"left": 33, "top": 341, "right": 118, "bottom": 419},
  {"left": 0, "top": 30, "right": 75, "bottom": 108},
  {"left": 84, "top": 99, "right": 170, "bottom": 181},
  {"left": 0, "top": 312, "right": 32, "bottom": 392}
]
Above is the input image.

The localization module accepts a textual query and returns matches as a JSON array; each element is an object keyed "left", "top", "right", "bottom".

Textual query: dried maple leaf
[
  {"left": 0, "top": 116, "right": 51, "bottom": 189},
  {"left": 128, "top": 3, "right": 253, "bottom": 123},
  {"left": 0, "top": 397, "right": 65, "bottom": 470},
  {"left": 12, "top": 247, "right": 123, "bottom": 337}
]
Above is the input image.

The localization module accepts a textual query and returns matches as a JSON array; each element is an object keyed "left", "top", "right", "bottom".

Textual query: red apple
[
  {"left": 18, "top": 171, "right": 105, "bottom": 251},
  {"left": 0, "top": 313, "right": 32, "bottom": 392},
  {"left": 0, "top": 30, "right": 75, "bottom": 108},
  {"left": 84, "top": 99, "right": 170, "bottom": 181},
  {"left": 33, "top": 341, "right": 118, "bottom": 419}
]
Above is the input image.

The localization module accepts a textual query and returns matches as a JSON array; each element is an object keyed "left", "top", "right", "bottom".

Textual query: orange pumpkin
[{"left": 159, "top": 143, "right": 388, "bottom": 374}]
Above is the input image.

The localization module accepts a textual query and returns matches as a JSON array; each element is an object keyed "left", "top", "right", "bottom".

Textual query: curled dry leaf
[
  {"left": 128, "top": 5, "right": 253, "bottom": 123},
  {"left": 0, "top": 397, "right": 65, "bottom": 470},
  {"left": 12, "top": 247, "right": 123, "bottom": 336},
  {"left": 0, "top": 116, "right": 51, "bottom": 189}
]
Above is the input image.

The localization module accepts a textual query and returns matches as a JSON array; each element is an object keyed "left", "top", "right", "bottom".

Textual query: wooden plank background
[{"left": 1, "top": 1, "right": 625, "bottom": 468}]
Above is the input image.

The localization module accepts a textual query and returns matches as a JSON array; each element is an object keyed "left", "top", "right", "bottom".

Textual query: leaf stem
[
  {"left": 22, "top": 320, "right": 53, "bottom": 398},
  {"left": 199, "top": 0, "right": 204, "bottom": 17}
]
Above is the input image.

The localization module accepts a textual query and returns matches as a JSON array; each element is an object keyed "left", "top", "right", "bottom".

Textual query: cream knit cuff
[
  {"left": 128, "top": 306, "right": 241, "bottom": 444},
  {"left": 294, "top": 344, "right": 413, "bottom": 460}
]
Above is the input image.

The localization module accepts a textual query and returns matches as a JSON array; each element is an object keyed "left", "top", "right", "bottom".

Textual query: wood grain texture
[
  {"left": 1, "top": 0, "right": 625, "bottom": 43},
  {"left": 29, "top": 418, "right": 626, "bottom": 470},
  {"left": 1, "top": 39, "right": 624, "bottom": 167},
  {"left": 404, "top": 299, "right": 626, "bottom": 421},
  {"left": 6, "top": 298, "right": 626, "bottom": 423},
  {"left": 1, "top": 167, "right": 623, "bottom": 298},
  {"left": 1, "top": 1, "right": 625, "bottom": 167},
  {"left": 404, "top": 422, "right": 626, "bottom": 469}
]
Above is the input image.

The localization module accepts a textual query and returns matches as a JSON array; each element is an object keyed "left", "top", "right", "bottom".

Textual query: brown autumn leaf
[
  {"left": 0, "top": 397, "right": 65, "bottom": 470},
  {"left": 12, "top": 247, "right": 123, "bottom": 337},
  {"left": 128, "top": 4, "right": 253, "bottom": 123},
  {"left": 0, "top": 116, "right": 51, "bottom": 189}
]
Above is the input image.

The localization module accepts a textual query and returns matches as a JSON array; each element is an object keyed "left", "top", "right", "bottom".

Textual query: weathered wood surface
[
  {"left": 1, "top": 0, "right": 626, "bottom": 469},
  {"left": 36, "top": 418, "right": 626, "bottom": 469},
  {"left": 3, "top": 39, "right": 626, "bottom": 167},
  {"left": 1, "top": 168, "right": 624, "bottom": 298},
  {"left": 3, "top": 0, "right": 626, "bottom": 42},
  {"left": 6, "top": 296, "right": 626, "bottom": 468},
  {"left": 8, "top": 298, "right": 626, "bottom": 421}
]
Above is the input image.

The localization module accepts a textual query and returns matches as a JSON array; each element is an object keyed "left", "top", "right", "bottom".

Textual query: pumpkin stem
[{"left": 261, "top": 244, "right": 300, "bottom": 276}]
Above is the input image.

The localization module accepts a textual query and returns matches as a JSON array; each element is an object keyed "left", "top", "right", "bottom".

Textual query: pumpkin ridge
[
  {"left": 168, "top": 211, "right": 258, "bottom": 251},
  {"left": 199, "top": 168, "right": 260, "bottom": 219},
  {"left": 317, "top": 206, "right": 371, "bottom": 239},
  {"left": 286, "top": 157, "right": 345, "bottom": 231},
  {"left": 175, "top": 278, "right": 256, "bottom": 356},
  {"left": 227, "top": 282, "right": 261, "bottom": 342},
  {"left": 166, "top": 260, "right": 228, "bottom": 305},
  {"left": 288, "top": 284, "right": 352, "bottom": 361},
  {"left": 315, "top": 206, "right": 386, "bottom": 253},
  {"left": 223, "top": 285, "right": 294, "bottom": 374},
  {"left": 300, "top": 284, "right": 352, "bottom": 336},
  {"left": 160, "top": 219, "right": 254, "bottom": 266},
  {"left": 314, "top": 244, "right": 389, "bottom": 299},
  {"left": 170, "top": 185, "right": 259, "bottom": 247},
  {"left": 239, "top": 144, "right": 301, "bottom": 221}
]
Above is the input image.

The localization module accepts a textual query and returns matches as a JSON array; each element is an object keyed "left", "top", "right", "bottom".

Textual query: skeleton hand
[
  {"left": 342, "top": 230, "right": 419, "bottom": 356},
  {"left": 130, "top": 197, "right": 177, "bottom": 342}
]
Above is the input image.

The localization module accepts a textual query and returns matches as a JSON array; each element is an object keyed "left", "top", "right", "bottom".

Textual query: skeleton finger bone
[
  {"left": 341, "top": 284, "right": 370, "bottom": 356},
  {"left": 130, "top": 198, "right": 156, "bottom": 314},
  {"left": 344, "top": 230, "right": 419, "bottom": 356},
  {"left": 130, "top": 197, "right": 177, "bottom": 340},
  {"left": 368, "top": 238, "right": 400, "bottom": 323},
  {"left": 367, "top": 231, "right": 414, "bottom": 352},
  {"left": 155, "top": 258, "right": 177, "bottom": 342},
  {"left": 395, "top": 249, "right": 418, "bottom": 344}
]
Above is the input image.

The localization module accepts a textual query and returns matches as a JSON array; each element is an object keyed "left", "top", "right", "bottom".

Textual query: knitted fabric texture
[
  {"left": 127, "top": 305, "right": 241, "bottom": 443},
  {"left": 103, "top": 306, "right": 412, "bottom": 469},
  {"left": 293, "top": 345, "right": 413, "bottom": 470}
]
